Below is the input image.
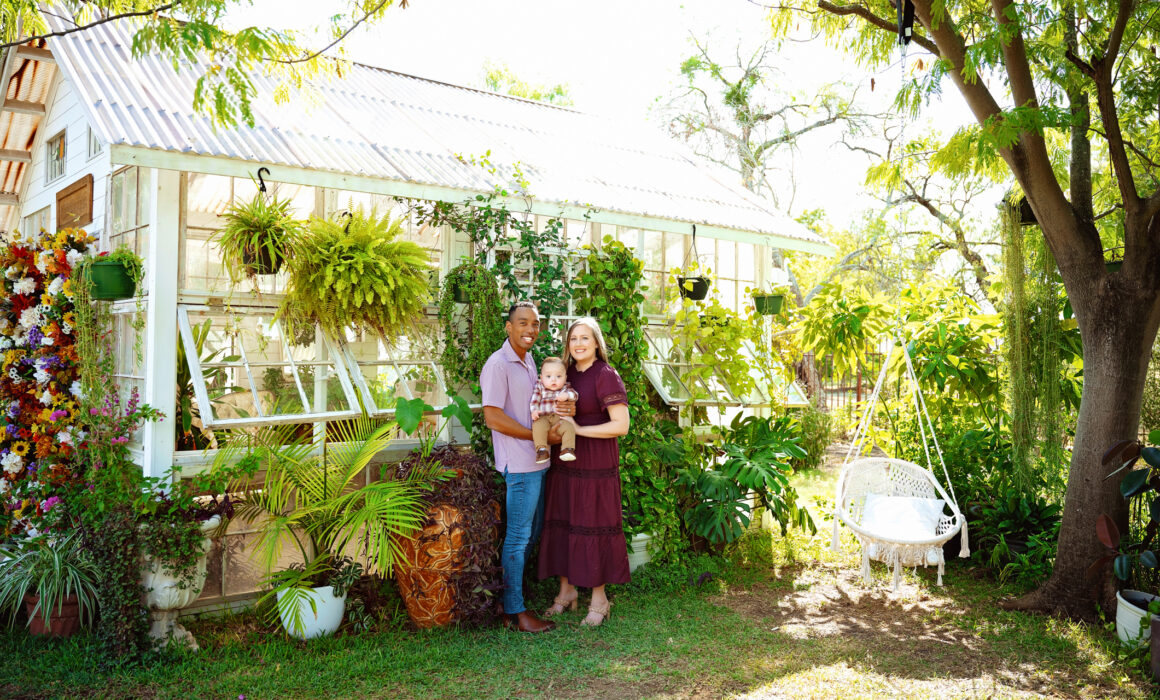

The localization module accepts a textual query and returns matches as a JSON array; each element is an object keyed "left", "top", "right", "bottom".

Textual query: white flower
[
  {"left": 56, "top": 432, "right": 72, "bottom": 447},
  {"left": 46, "top": 276, "right": 64, "bottom": 296},
  {"left": 34, "top": 254, "right": 48, "bottom": 274},
  {"left": 34, "top": 367, "right": 49, "bottom": 384},
  {"left": 69, "top": 380, "right": 82, "bottom": 398},
  {"left": 0, "top": 478, "right": 9, "bottom": 494},
  {"left": 1, "top": 452, "right": 23, "bottom": 475},
  {"left": 13, "top": 277, "right": 35, "bottom": 295},
  {"left": 39, "top": 334, "right": 53, "bottom": 347},
  {"left": 60, "top": 323, "right": 72, "bottom": 334},
  {"left": 3, "top": 266, "right": 17, "bottom": 280},
  {"left": 0, "top": 336, "right": 11, "bottom": 350},
  {"left": 39, "top": 390, "right": 52, "bottom": 406},
  {"left": 18, "top": 306, "right": 40, "bottom": 330},
  {"left": 66, "top": 249, "right": 84, "bottom": 267}
]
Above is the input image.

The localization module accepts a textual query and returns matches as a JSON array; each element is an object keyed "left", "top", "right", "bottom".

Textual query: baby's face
[{"left": 541, "top": 365, "right": 566, "bottom": 391}]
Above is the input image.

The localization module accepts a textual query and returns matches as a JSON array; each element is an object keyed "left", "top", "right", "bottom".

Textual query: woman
[{"left": 537, "top": 317, "right": 631, "bottom": 626}]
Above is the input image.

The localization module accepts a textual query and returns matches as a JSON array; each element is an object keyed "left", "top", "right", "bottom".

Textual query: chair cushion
[{"left": 861, "top": 493, "right": 946, "bottom": 543}]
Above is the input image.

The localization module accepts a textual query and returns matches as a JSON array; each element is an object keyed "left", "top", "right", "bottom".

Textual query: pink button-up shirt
[{"left": 480, "top": 339, "right": 543, "bottom": 474}]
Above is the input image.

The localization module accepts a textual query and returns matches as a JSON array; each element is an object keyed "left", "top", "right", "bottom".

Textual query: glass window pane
[
  {"left": 666, "top": 232, "right": 687, "bottom": 270},
  {"left": 641, "top": 230, "right": 663, "bottom": 270},
  {"left": 737, "top": 242, "right": 755, "bottom": 281},
  {"left": 186, "top": 174, "right": 233, "bottom": 230},
  {"left": 717, "top": 239, "right": 736, "bottom": 278}
]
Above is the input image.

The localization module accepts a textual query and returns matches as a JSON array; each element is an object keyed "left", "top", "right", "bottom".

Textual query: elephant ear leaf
[
  {"left": 441, "top": 395, "right": 473, "bottom": 432},
  {"left": 395, "top": 397, "right": 433, "bottom": 436}
]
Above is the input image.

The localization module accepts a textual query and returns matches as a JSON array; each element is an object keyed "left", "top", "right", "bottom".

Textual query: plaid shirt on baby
[{"left": 529, "top": 382, "right": 578, "bottom": 415}]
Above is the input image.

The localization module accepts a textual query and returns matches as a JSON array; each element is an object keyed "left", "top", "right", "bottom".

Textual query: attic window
[
  {"left": 45, "top": 131, "right": 66, "bottom": 183},
  {"left": 87, "top": 127, "right": 102, "bottom": 160}
]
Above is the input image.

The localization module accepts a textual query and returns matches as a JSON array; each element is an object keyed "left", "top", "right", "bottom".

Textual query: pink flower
[
  {"left": 111, "top": 436, "right": 129, "bottom": 444},
  {"left": 41, "top": 496, "right": 61, "bottom": 512}
]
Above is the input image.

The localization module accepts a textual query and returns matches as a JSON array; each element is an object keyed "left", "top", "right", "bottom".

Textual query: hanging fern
[{"left": 279, "top": 208, "right": 431, "bottom": 343}]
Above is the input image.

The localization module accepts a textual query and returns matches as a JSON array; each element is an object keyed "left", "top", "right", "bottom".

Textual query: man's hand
[{"left": 555, "top": 398, "right": 576, "bottom": 417}]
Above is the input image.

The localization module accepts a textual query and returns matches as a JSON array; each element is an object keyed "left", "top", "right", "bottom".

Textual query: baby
[{"left": 530, "top": 357, "right": 579, "bottom": 464}]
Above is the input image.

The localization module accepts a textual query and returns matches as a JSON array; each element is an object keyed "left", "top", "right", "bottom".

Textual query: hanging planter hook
[{"left": 256, "top": 167, "right": 270, "bottom": 194}]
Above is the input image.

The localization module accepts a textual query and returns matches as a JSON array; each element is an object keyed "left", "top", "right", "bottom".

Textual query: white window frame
[
  {"left": 339, "top": 321, "right": 462, "bottom": 416},
  {"left": 45, "top": 130, "right": 66, "bottom": 184},
  {"left": 177, "top": 305, "right": 363, "bottom": 429},
  {"left": 642, "top": 325, "right": 786, "bottom": 408},
  {"left": 86, "top": 127, "right": 103, "bottom": 160},
  {"left": 21, "top": 206, "right": 50, "bottom": 235}
]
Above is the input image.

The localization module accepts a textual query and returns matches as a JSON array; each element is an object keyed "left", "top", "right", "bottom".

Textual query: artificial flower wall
[{"left": 0, "top": 228, "right": 91, "bottom": 535}]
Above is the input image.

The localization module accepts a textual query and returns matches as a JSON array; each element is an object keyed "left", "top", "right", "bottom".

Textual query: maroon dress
[{"left": 538, "top": 359, "right": 631, "bottom": 587}]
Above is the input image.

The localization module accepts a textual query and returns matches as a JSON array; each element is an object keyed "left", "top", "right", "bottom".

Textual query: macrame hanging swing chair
[{"left": 831, "top": 335, "right": 969, "bottom": 591}]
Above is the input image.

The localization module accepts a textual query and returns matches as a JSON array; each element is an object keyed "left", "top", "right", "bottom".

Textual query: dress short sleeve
[{"left": 595, "top": 363, "right": 628, "bottom": 409}]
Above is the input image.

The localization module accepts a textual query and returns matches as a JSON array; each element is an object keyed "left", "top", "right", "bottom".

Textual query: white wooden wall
[{"left": 16, "top": 72, "right": 112, "bottom": 238}]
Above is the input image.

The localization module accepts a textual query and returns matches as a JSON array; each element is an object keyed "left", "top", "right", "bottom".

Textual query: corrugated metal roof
[{"left": 44, "top": 18, "right": 832, "bottom": 254}]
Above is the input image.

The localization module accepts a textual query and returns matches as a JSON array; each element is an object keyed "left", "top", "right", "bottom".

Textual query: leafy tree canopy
[
  {"left": 0, "top": 0, "right": 409, "bottom": 127},
  {"left": 481, "top": 60, "right": 573, "bottom": 106}
]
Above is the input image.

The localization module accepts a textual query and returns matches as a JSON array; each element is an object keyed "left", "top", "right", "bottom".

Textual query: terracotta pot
[
  {"left": 23, "top": 594, "right": 81, "bottom": 638},
  {"left": 394, "top": 501, "right": 499, "bottom": 628}
]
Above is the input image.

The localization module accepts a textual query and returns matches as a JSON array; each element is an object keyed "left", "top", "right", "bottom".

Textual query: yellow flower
[
  {"left": 62, "top": 279, "right": 73, "bottom": 296},
  {"left": 54, "top": 231, "right": 67, "bottom": 247},
  {"left": 62, "top": 312, "right": 76, "bottom": 326},
  {"left": 11, "top": 441, "right": 28, "bottom": 456},
  {"left": 40, "top": 294, "right": 53, "bottom": 306}
]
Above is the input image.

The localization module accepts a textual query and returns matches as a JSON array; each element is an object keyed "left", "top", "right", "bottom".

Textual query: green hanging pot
[
  {"left": 241, "top": 244, "right": 284, "bottom": 275},
  {"left": 753, "top": 293, "right": 784, "bottom": 316},
  {"left": 450, "top": 279, "right": 471, "bottom": 304},
  {"left": 85, "top": 260, "right": 136, "bottom": 301}
]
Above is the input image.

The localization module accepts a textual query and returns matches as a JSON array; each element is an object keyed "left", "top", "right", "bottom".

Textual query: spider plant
[
  {"left": 215, "top": 191, "right": 303, "bottom": 280},
  {"left": 0, "top": 533, "right": 99, "bottom": 630}
]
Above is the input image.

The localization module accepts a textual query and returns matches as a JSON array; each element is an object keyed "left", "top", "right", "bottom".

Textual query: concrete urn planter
[{"left": 140, "top": 515, "right": 221, "bottom": 650}]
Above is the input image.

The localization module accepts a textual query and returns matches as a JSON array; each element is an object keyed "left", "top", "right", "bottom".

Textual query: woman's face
[{"left": 568, "top": 324, "right": 598, "bottom": 365}]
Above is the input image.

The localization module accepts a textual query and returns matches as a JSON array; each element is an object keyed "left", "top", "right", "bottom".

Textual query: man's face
[
  {"left": 540, "top": 363, "right": 566, "bottom": 391},
  {"left": 506, "top": 307, "right": 540, "bottom": 355}
]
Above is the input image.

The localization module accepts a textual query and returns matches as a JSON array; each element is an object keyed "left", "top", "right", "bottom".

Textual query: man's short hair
[{"left": 507, "top": 300, "right": 538, "bottom": 321}]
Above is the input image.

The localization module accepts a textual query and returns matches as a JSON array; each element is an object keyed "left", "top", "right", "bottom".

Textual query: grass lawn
[{"left": 1, "top": 455, "right": 1154, "bottom": 699}]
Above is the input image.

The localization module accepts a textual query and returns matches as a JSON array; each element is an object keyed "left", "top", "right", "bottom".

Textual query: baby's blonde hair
[{"left": 541, "top": 356, "right": 566, "bottom": 371}]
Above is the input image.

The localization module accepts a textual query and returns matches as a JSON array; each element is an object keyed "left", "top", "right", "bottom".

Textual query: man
[{"left": 480, "top": 301, "right": 572, "bottom": 633}]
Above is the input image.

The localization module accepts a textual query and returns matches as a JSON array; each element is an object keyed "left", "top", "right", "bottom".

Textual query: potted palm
[
  {"left": 215, "top": 191, "right": 303, "bottom": 279},
  {"left": 212, "top": 415, "right": 447, "bottom": 639},
  {"left": 0, "top": 533, "right": 99, "bottom": 637},
  {"left": 278, "top": 207, "right": 432, "bottom": 343}
]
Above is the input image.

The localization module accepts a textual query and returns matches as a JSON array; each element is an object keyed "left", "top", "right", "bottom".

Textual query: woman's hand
[{"left": 555, "top": 398, "right": 576, "bottom": 417}]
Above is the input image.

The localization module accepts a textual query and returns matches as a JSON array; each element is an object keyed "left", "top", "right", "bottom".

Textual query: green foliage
[
  {"left": 677, "top": 414, "right": 815, "bottom": 546},
  {"left": 214, "top": 190, "right": 303, "bottom": 281},
  {"left": 798, "top": 280, "right": 890, "bottom": 379},
  {"left": 481, "top": 60, "right": 573, "bottom": 105},
  {"left": 669, "top": 267, "right": 759, "bottom": 405},
  {"left": 576, "top": 238, "right": 682, "bottom": 560},
  {"left": 0, "top": 533, "right": 99, "bottom": 630},
  {"left": 1096, "top": 432, "right": 1160, "bottom": 592},
  {"left": 437, "top": 261, "right": 506, "bottom": 397},
  {"left": 786, "top": 403, "right": 833, "bottom": 472},
  {"left": 280, "top": 208, "right": 431, "bottom": 343},
  {"left": 6, "top": 2, "right": 405, "bottom": 128},
  {"left": 211, "top": 416, "right": 445, "bottom": 637}
]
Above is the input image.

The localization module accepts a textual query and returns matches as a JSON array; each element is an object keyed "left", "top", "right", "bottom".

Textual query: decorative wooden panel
[{"left": 55, "top": 174, "right": 93, "bottom": 229}]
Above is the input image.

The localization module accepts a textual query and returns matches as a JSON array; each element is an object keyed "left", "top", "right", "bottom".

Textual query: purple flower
[
  {"left": 26, "top": 327, "right": 41, "bottom": 346},
  {"left": 48, "top": 410, "right": 66, "bottom": 421},
  {"left": 41, "top": 496, "right": 61, "bottom": 512}
]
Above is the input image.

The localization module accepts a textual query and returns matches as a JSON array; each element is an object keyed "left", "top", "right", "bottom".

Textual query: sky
[{"left": 230, "top": 0, "right": 987, "bottom": 229}]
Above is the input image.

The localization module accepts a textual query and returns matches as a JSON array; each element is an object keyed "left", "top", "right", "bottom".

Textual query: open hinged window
[
  {"left": 177, "top": 305, "right": 362, "bottom": 429},
  {"left": 337, "top": 321, "right": 460, "bottom": 415},
  {"left": 641, "top": 326, "right": 805, "bottom": 408}
]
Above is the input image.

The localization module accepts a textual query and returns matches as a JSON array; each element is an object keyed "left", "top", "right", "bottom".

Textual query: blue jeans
[{"left": 501, "top": 468, "right": 546, "bottom": 614}]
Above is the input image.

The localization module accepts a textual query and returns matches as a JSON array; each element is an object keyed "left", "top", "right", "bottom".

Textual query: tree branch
[
  {"left": 0, "top": 2, "right": 181, "bottom": 50},
  {"left": 991, "top": 0, "right": 1039, "bottom": 108},
  {"left": 816, "top": 1, "right": 938, "bottom": 55},
  {"left": 274, "top": 0, "right": 399, "bottom": 65}
]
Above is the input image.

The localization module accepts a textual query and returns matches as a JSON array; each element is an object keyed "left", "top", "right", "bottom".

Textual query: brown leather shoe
[
  {"left": 535, "top": 447, "right": 550, "bottom": 464},
  {"left": 502, "top": 610, "right": 556, "bottom": 633}
]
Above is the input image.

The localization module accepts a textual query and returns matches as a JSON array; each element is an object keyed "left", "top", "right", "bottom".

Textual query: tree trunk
[{"left": 1008, "top": 272, "right": 1160, "bottom": 619}]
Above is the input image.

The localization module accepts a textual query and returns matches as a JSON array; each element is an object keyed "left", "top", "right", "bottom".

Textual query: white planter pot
[
  {"left": 276, "top": 585, "right": 346, "bottom": 640},
  {"left": 627, "top": 533, "right": 653, "bottom": 573},
  {"left": 140, "top": 515, "right": 221, "bottom": 651},
  {"left": 1116, "top": 589, "right": 1160, "bottom": 645}
]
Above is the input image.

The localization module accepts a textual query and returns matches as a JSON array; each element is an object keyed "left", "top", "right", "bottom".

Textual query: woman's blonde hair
[{"left": 563, "top": 317, "right": 610, "bottom": 369}]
